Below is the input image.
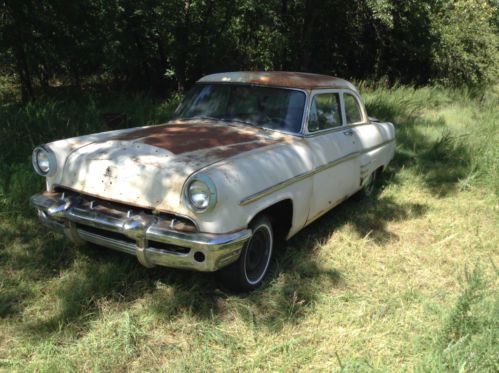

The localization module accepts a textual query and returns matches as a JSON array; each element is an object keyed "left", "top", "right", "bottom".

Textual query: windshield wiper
[
  {"left": 227, "top": 118, "right": 272, "bottom": 131},
  {"left": 174, "top": 115, "right": 224, "bottom": 122},
  {"left": 191, "top": 115, "right": 223, "bottom": 122}
]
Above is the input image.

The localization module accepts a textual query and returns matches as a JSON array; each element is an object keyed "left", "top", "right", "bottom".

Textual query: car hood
[{"left": 56, "top": 121, "right": 279, "bottom": 213}]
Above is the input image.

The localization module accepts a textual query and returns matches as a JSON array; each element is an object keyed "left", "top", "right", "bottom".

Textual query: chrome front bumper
[{"left": 30, "top": 193, "right": 251, "bottom": 272}]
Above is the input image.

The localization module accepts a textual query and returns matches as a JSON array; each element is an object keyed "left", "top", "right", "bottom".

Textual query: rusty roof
[{"left": 197, "top": 71, "right": 358, "bottom": 91}]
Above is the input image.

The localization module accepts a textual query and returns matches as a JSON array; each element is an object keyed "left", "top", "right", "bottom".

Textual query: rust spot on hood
[{"left": 112, "top": 123, "right": 270, "bottom": 155}]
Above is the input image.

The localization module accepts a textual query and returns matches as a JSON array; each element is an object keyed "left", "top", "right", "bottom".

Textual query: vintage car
[{"left": 31, "top": 72, "right": 395, "bottom": 291}]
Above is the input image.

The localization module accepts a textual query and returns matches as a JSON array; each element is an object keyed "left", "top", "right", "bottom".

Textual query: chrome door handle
[{"left": 343, "top": 130, "right": 354, "bottom": 136}]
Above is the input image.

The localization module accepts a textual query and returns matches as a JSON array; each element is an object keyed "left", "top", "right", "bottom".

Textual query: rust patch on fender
[{"left": 113, "top": 124, "right": 263, "bottom": 155}]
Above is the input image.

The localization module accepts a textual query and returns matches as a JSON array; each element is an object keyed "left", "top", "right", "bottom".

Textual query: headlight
[
  {"left": 32, "top": 146, "right": 57, "bottom": 176},
  {"left": 184, "top": 174, "right": 217, "bottom": 213}
]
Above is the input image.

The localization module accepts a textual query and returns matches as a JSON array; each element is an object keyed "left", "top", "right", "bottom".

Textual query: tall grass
[
  {"left": 360, "top": 83, "right": 499, "bottom": 193},
  {"left": 0, "top": 88, "right": 180, "bottom": 214},
  {"left": 0, "top": 81, "right": 497, "bottom": 371},
  {"left": 422, "top": 264, "right": 498, "bottom": 371}
]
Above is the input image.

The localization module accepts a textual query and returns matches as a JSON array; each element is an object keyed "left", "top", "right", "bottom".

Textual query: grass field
[{"left": 0, "top": 80, "right": 498, "bottom": 372}]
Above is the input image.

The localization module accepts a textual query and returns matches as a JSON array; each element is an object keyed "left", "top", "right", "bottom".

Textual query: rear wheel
[
  {"left": 217, "top": 216, "right": 273, "bottom": 292},
  {"left": 362, "top": 171, "right": 376, "bottom": 196}
]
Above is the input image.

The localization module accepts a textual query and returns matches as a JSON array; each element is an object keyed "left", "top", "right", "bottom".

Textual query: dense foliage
[{"left": 1, "top": 0, "right": 498, "bottom": 101}]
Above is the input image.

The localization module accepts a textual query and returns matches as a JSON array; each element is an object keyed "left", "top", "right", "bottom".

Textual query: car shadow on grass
[
  {"left": 0, "top": 220, "right": 77, "bottom": 318},
  {"left": 16, "top": 180, "right": 428, "bottom": 337},
  {"left": 148, "top": 186, "right": 427, "bottom": 331},
  {"left": 366, "top": 98, "right": 473, "bottom": 197}
]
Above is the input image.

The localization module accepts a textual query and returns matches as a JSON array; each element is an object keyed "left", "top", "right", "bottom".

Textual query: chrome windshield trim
[{"left": 173, "top": 82, "right": 310, "bottom": 137}]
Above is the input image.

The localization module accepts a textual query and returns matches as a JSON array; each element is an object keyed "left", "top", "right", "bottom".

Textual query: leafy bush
[{"left": 431, "top": 0, "right": 499, "bottom": 86}]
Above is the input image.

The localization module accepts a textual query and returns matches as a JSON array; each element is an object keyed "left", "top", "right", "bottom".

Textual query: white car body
[{"left": 31, "top": 72, "right": 395, "bottom": 275}]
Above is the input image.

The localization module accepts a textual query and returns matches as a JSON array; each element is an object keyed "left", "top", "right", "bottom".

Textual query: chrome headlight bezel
[
  {"left": 183, "top": 174, "right": 217, "bottom": 213},
  {"left": 32, "top": 145, "right": 57, "bottom": 176}
]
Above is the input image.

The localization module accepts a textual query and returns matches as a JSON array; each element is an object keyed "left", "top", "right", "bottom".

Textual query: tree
[{"left": 1, "top": 0, "right": 497, "bottom": 101}]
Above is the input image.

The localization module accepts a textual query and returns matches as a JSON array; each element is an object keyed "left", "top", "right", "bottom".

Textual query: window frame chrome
[
  {"left": 304, "top": 89, "right": 344, "bottom": 135},
  {"left": 303, "top": 89, "right": 369, "bottom": 137},
  {"left": 342, "top": 90, "right": 368, "bottom": 126}
]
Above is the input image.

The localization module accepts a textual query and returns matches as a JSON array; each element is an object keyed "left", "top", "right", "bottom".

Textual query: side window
[
  {"left": 344, "top": 94, "right": 363, "bottom": 124},
  {"left": 308, "top": 93, "right": 342, "bottom": 132}
]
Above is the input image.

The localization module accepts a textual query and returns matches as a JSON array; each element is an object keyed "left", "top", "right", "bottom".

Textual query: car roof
[{"left": 197, "top": 71, "right": 358, "bottom": 91}]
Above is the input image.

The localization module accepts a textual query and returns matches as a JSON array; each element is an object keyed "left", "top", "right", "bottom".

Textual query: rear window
[{"left": 344, "top": 94, "right": 363, "bottom": 124}]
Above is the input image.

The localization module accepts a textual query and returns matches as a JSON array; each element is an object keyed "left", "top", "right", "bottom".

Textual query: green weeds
[{"left": 420, "top": 264, "right": 498, "bottom": 372}]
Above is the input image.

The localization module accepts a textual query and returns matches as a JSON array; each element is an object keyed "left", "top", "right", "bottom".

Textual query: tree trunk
[
  {"left": 175, "top": 0, "right": 192, "bottom": 92},
  {"left": 13, "top": 43, "right": 34, "bottom": 102},
  {"left": 300, "top": 0, "right": 319, "bottom": 71}
]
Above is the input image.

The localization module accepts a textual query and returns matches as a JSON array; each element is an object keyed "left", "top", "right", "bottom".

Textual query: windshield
[{"left": 174, "top": 84, "right": 306, "bottom": 134}]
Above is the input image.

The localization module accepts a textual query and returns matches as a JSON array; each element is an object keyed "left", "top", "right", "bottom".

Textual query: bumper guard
[{"left": 30, "top": 193, "right": 251, "bottom": 272}]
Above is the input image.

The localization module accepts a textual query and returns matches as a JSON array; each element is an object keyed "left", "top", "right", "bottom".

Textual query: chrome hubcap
[
  {"left": 244, "top": 226, "right": 271, "bottom": 284},
  {"left": 365, "top": 173, "right": 375, "bottom": 196}
]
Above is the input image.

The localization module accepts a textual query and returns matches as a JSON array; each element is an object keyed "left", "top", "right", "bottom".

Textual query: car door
[
  {"left": 305, "top": 90, "right": 361, "bottom": 223},
  {"left": 342, "top": 90, "right": 393, "bottom": 181}
]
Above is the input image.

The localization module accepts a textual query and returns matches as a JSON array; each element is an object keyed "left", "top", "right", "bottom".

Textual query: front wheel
[{"left": 217, "top": 216, "right": 273, "bottom": 292}]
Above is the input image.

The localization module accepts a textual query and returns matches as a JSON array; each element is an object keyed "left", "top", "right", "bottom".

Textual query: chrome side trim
[
  {"left": 304, "top": 125, "right": 346, "bottom": 137},
  {"left": 240, "top": 151, "right": 359, "bottom": 206},
  {"left": 303, "top": 122, "right": 373, "bottom": 138},
  {"left": 361, "top": 139, "right": 395, "bottom": 154},
  {"left": 239, "top": 138, "right": 395, "bottom": 206}
]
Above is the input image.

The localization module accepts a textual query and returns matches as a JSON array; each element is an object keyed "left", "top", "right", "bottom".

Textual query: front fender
[{"left": 189, "top": 140, "right": 314, "bottom": 235}]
